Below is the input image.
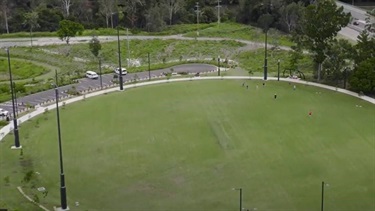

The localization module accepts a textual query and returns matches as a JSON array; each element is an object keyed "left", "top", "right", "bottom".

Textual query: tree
[
  {"left": 23, "top": 11, "right": 40, "bottom": 49},
  {"left": 61, "top": 0, "right": 73, "bottom": 17},
  {"left": 257, "top": 13, "right": 274, "bottom": 32},
  {"left": 36, "top": 7, "right": 63, "bottom": 32},
  {"left": 89, "top": 36, "right": 102, "bottom": 57},
  {"left": 98, "top": 0, "right": 115, "bottom": 28},
  {"left": 349, "top": 57, "right": 375, "bottom": 94},
  {"left": 122, "top": 0, "right": 145, "bottom": 28},
  {"left": 163, "top": 0, "right": 184, "bottom": 25},
  {"left": 322, "top": 39, "right": 353, "bottom": 85},
  {"left": 286, "top": 45, "right": 303, "bottom": 75},
  {"left": 293, "top": 0, "right": 350, "bottom": 81},
  {"left": 57, "top": 20, "right": 84, "bottom": 44},
  {"left": 354, "top": 31, "right": 375, "bottom": 65},
  {"left": 145, "top": 4, "right": 166, "bottom": 32},
  {"left": 0, "top": 0, "right": 10, "bottom": 33},
  {"left": 278, "top": 2, "right": 303, "bottom": 33}
]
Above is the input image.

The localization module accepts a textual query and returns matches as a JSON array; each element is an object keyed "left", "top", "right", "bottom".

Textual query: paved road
[{"left": 0, "top": 63, "right": 216, "bottom": 116}]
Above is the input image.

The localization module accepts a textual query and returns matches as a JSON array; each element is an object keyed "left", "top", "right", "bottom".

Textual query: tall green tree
[
  {"left": 0, "top": 0, "right": 10, "bottom": 33},
  {"left": 322, "top": 39, "right": 353, "bottom": 86},
  {"left": 57, "top": 19, "right": 84, "bottom": 44},
  {"left": 278, "top": 2, "right": 303, "bottom": 33},
  {"left": 23, "top": 11, "right": 40, "bottom": 49},
  {"left": 349, "top": 57, "right": 375, "bottom": 94},
  {"left": 89, "top": 36, "right": 102, "bottom": 57},
  {"left": 293, "top": 0, "right": 350, "bottom": 81}
]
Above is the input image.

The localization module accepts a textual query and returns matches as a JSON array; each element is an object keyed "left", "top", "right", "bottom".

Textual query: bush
[{"left": 0, "top": 120, "right": 8, "bottom": 127}]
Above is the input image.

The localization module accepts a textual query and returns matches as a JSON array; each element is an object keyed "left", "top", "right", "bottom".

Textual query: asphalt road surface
[{"left": 0, "top": 63, "right": 216, "bottom": 116}]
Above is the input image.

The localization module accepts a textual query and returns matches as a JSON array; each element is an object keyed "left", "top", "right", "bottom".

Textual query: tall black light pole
[
  {"left": 321, "top": 181, "right": 325, "bottom": 211},
  {"left": 148, "top": 52, "right": 151, "bottom": 80},
  {"left": 6, "top": 48, "right": 21, "bottom": 149},
  {"left": 277, "top": 59, "right": 280, "bottom": 81},
  {"left": 13, "top": 82, "right": 19, "bottom": 117},
  {"left": 233, "top": 188, "right": 242, "bottom": 211},
  {"left": 99, "top": 57, "right": 103, "bottom": 89},
  {"left": 114, "top": 12, "right": 124, "bottom": 91},
  {"left": 55, "top": 70, "right": 68, "bottom": 210},
  {"left": 264, "top": 29, "right": 268, "bottom": 80},
  {"left": 218, "top": 56, "right": 221, "bottom": 76}
]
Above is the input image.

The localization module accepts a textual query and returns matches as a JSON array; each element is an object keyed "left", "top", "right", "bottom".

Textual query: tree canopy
[
  {"left": 293, "top": 0, "right": 350, "bottom": 81},
  {"left": 57, "top": 20, "right": 84, "bottom": 44}
]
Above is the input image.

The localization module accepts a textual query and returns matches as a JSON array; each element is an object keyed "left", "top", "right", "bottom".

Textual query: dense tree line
[{"left": 0, "top": 0, "right": 310, "bottom": 33}]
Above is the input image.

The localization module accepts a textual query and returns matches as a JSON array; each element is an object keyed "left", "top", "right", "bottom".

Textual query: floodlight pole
[
  {"left": 321, "top": 181, "right": 325, "bottom": 211},
  {"left": 264, "top": 29, "right": 268, "bottom": 80},
  {"left": 127, "top": 28, "right": 130, "bottom": 68},
  {"left": 277, "top": 59, "right": 280, "bottom": 81},
  {"left": 117, "top": 22, "right": 124, "bottom": 90},
  {"left": 148, "top": 52, "right": 151, "bottom": 80},
  {"left": 218, "top": 56, "right": 221, "bottom": 76},
  {"left": 13, "top": 82, "right": 18, "bottom": 117},
  {"left": 233, "top": 188, "right": 242, "bottom": 211},
  {"left": 7, "top": 48, "right": 21, "bottom": 149},
  {"left": 99, "top": 57, "right": 103, "bottom": 90},
  {"left": 54, "top": 70, "right": 68, "bottom": 210}
]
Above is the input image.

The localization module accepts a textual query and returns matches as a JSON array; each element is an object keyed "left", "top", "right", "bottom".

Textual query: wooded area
[{"left": 0, "top": 0, "right": 312, "bottom": 33}]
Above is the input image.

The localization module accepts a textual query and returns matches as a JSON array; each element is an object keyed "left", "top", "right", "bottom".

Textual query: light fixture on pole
[
  {"left": 6, "top": 48, "right": 21, "bottom": 149},
  {"left": 218, "top": 56, "right": 221, "bottom": 76},
  {"left": 113, "top": 12, "right": 124, "bottom": 91},
  {"left": 148, "top": 52, "right": 151, "bottom": 80},
  {"left": 54, "top": 70, "right": 68, "bottom": 210},
  {"left": 99, "top": 57, "right": 103, "bottom": 90},
  {"left": 264, "top": 29, "right": 268, "bottom": 80},
  {"left": 13, "top": 82, "right": 19, "bottom": 117},
  {"left": 233, "top": 188, "right": 243, "bottom": 211},
  {"left": 277, "top": 59, "right": 280, "bottom": 81}
]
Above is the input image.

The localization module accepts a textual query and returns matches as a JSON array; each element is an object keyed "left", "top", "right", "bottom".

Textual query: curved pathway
[
  {"left": 1, "top": 76, "right": 374, "bottom": 142},
  {"left": 0, "top": 63, "right": 217, "bottom": 114}
]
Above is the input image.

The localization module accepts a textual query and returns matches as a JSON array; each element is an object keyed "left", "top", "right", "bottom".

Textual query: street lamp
[
  {"left": 54, "top": 70, "right": 68, "bottom": 210},
  {"left": 218, "top": 56, "right": 221, "bottom": 76},
  {"left": 113, "top": 12, "right": 124, "bottom": 91},
  {"left": 6, "top": 48, "right": 21, "bottom": 149},
  {"left": 99, "top": 57, "right": 103, "bottom": 90},
  {"left": 13, "top": 82, "right": 19, "bottom": 117},
  {"left": 277, "top": 59, "right": 280, "bottom": 81},
  {"left": 264, "top": 29, "right": 268, "bottom": 80},
  {"left": 148, "top": 52, "right": 151, "bottom": 80},
  {"left": 259, "top": 3, "right": 273, "bottom": 81},
  {"left": 233, "top": 188, "right": 243, "bottom": 211}
]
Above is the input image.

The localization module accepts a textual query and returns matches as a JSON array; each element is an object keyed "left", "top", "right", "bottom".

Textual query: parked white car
[
  {"left": 114, "top": 67, "right": 127, "bottom": 75},
  {"left": 0, "top": 108, "right": 9, "bottom": 116},
  {"left": 86, "top": 71, "right": 99, "bottom": 79}
]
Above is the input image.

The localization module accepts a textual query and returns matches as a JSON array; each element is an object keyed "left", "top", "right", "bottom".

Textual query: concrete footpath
[{"left": 0, "top": 76, "right": 374, "bottom": 142}]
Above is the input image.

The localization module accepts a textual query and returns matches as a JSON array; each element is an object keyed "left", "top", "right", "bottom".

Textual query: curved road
[{"left": 0, "top": 63, "right": 217, "bottom": 115}]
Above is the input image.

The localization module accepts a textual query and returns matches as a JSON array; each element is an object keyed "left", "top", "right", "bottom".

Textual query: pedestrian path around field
[{"left": 0, "top": 76, "right": 374, "bottom": 142}]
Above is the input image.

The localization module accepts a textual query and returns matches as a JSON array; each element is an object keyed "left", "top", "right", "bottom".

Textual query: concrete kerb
[{"left": 0, "top": 76, "right": 374, "bottom": 142}]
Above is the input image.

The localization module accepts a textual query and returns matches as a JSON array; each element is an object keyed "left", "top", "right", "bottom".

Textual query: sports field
[{"left": 0, "top": 80, "right": 374, "bottom": 210}]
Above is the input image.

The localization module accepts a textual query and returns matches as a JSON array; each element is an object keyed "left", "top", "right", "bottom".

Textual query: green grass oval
[{"left": 0, "top": 80, "right": 374, "bottom": 210}]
